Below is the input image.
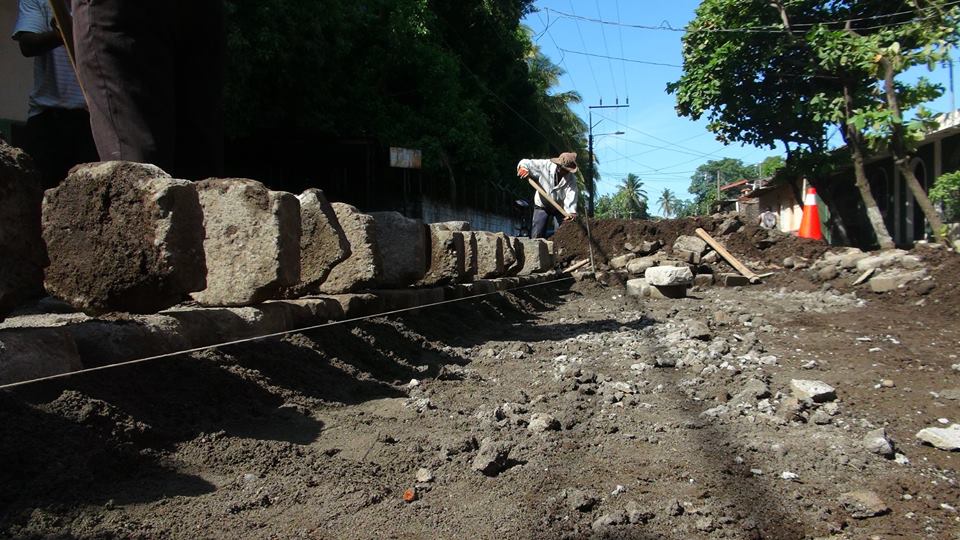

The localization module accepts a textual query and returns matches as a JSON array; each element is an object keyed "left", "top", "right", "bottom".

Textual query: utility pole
[
  {"left": 716, "top": 170, "right": 721, "bottom": 212},
  {"left": 587, "top": 101, "right": 629, "bottom": 217}
]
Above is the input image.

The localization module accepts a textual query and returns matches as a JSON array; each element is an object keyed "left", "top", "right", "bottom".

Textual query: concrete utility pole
[{"left": 587, "top": 101, "right": 629, "bottom": 217}]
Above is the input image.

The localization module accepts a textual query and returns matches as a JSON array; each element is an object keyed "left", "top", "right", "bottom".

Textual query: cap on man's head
[{"left": 550, "top": 152, "right": 578, "bottom": 173}]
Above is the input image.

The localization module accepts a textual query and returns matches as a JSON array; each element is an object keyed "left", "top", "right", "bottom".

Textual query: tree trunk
[
  {"left": 841, "top": 82, "right": 896, "bottom": 249},
  {"left": 880, "top": 59, "right": 947, "bottom": 244}
]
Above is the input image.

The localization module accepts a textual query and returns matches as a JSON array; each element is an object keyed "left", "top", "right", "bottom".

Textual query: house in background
[
  {"left": 719, "top": 176, "right": 807, "bottom": 237},
  {"left": 816, "top": 111, "right": 960, "bottom": 247}
]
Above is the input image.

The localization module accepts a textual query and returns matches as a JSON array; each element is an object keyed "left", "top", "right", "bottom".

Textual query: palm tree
[
  {"left": 657, "top": 188, "right": 676, "bottom": 218},
  {"left": 617, "top": 174, "right": 647, "bottom": 218}
]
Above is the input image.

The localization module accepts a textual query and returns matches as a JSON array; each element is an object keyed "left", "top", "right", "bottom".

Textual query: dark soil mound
[{"left": 553, "top": 216, "right": 830, "bottom": 267}]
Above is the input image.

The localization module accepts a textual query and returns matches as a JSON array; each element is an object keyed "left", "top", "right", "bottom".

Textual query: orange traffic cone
[{"left": 797, "top": 187, "right": 823, "bottom": 240}]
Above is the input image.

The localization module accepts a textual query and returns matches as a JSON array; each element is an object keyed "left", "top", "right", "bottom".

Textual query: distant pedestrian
[
  {"left": 11, "top": 0, "right": 97, "bottom": 188},
  {"left": 517, "top": 152, "right": 579, "bottom": 239},
  {"left": 758, "top": 207, "right": 778, "bottom": 230}
]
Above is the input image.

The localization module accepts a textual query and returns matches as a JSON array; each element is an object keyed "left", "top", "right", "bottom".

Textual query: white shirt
[
  {"left": 517, "top": 158, "right": 579, "bottom": 215},
  {"left": 12, "top": 0, "right": 87, "bottom": 117}
]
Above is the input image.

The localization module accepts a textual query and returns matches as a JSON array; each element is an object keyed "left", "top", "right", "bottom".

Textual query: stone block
[
  {"left": 192, "top": 178, "right": 300, "bottom": 306},
  {"left": 855, "top": 249, "right": 909, "bottom": 272},
  {"left": 518, "top": 238, "right": 552, "bottom": 275},
  {"left": 626, "top": 278, "right": 650, "bottom": 297},
  {"left": 326, "top": 293, "right": 385, "bottom": 319},
  {"left": 370, "top": 212, "right": 428, "bottom": 287},
  {"left": 43, "top": 162, "right": 205, "bottom": 315},
  {"left": 0, "top": 328, "right": 82, "bottom": 385},
  {"left": 320, "top": 204, "right": 382, "bottom": 293},
  {"left": 644, "top": 266, "right": 694, "bottom": 286},
  {"left": 717, "top": 273, "right": 751, "bottom": 287},
  {"left": 693, "top": 274, "right": 715, "bottom": 287},
  {"left": 609, "top": 253, "right": 636, "bottom": 270},
  {"left": 0, "top": 140, "right": 47, "bottom": 319},
  {"left": 434, "top": 221, "right": 476, "bottom": 281},
  {"left": 420, "top": 226, "right": 465, "bottom": 286},
  {"left": 673, "top": 235, "right": 708, "bottom": 255},
  {"left": 869, "top": 269, "right": 927, "bottom": 293},
  {"left": 626, "top": 257, "right": 657, "bottom": 275},
  {"left": 285, "top": 189, "right": 349, "bottom": 297},
  {"left": 433, "top": 221, "right": 471, "bottom": 232},
  {"left": 916, "top": 424, "right": 960, "bottom": 451},
  {"left": 474, "top": 232, "right": 505, "bottom": 278},
  {"left": 673, "top": 249, "right": 700, "bottom": 264},
  {"left": 650, "top": 285, "right": 688, "bottom": 299},
  {"left": 790, "top": 379, "right": 836, "bottom": 402},
  {"left": 499, "top": 233, "right": 520, "bottom": 275}
]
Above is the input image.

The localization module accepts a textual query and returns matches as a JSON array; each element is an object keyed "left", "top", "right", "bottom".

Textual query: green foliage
[
  {"left": 930, "top": 170, "right": 960, "bottom": 221},
  {"left": 222, "top": 0, "right": 584, "bottom": 210},
  {"left": 657, "top": 188, "right": 677, "bottom": 218},
  {"left": 595, "top": 173, "right": 650, "bottom": 219}
]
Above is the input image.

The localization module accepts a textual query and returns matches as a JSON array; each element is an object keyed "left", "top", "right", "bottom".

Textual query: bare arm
[{"left": 14, "top": 30, "right": 62, "bottom": 57}]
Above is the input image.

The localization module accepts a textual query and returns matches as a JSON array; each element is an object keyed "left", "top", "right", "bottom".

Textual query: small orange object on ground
[{"left": 403, "top": 487, "right": 417, "bottom": 503}]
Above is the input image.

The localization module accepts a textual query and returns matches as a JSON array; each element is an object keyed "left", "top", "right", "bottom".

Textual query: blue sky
[{"left": 521, "top": 1, "right": 958, "bottom": 209}]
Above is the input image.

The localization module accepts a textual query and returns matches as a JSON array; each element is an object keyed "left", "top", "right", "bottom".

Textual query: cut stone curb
[
  {"left": 192, "top": 178, "right": 300, "bottom": 307},
  {"left": 518, "top": 238, "right": 552, "bottom": 275},
  {"left": 0, "top": 140, "right": 47, "bottom": 320},
  {"left": 370, "top": 212, "right": 428, "bottom": 288},
  {"left": 0, "top": 328, "right": 82, "bottom": 385},
  {"left": 500, "top": 233, "right": 520, "bottom": 275},
  {"left": 420, "top": 225, "right": 465, "bottom": 286},
  {"left": 475, "top": 232, "right": 505, "bottom": 279},
  {"left": 320, "top": 203, "right": 382, "bottom": 294},
  {"left": 434, "top": 221, "right": 476, "bottom": 280},
  {"left": 43, "top": 161, "right": 206, "bottom": 315},
  {"left": 284, "top": 189, "right": 349, "bottom": 297}
]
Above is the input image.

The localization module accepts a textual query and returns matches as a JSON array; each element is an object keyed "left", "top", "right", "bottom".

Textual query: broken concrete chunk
[
  {"left": 471, "top": 437, "right": 512, "bottom": 476},
  {"left": 420, "top": 226, "right": 465, "bottom": 286},
  {"left": 370, "top": 212, "right": 428, "bottom": 288},
  {"left": 626, "top": 278, "right": 650, "bottom": 298},
  {"left": 790, "top": 379, "right": 836, "bottom": 403},
  {"left": 855, "top": 249, "right": 910, "bottom": 272},
  {"left": 868, "top": 269, "right": 927, "bottom": 293},
  {"left": 644, "top": 266, "right": 693, "bottom": 287},
  {"left": 609, "top": 253, "right": 636, "bottom": 270},
  {"left": 673, "top": 235, "right": 708, "bottom": 255},
  {"left": 862, "top": 428, "right": 895, "bottom": 458},
  {"left": 284, "top": 189, "right": 349, "bottom": 297},
  {"left": 839, "top": 490, "right": 888, "bottom": 519},
  {"left": 916, "top": 424, "right": 960, "bottom": 451},
  {"left": 528, "top": 413, "right": 560, "bottom": 433},
  {"left": 474, "top": 232, "right": 505, "bottom": 279},
  {"left": 192, "top": 178, "right": 299, "bottom": 306},
  {"left": 0, "top": 140, "right": 47, "bottom": 319},
  {"left": 43, "top": 161, "right": 206, "bottom": 314},
  {"left": 320, "top": 204, "right": 382, "bottom": 294},
  {"left": 626, "top": 257, "right": 657, "bottom": 275},
  {"left": 518, "top": 238, "right": 552, "bottom": 275}
]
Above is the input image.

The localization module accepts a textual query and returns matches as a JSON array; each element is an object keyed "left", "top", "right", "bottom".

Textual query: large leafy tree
[
  {"left": 668, "top": 0, "right": 959, "bottom": 247},
  {"left": 222, "top": 0, "right": 585, "bottom": 212},
  {"left": 687, "top": 158, "right": 757, "bottom": 215}
]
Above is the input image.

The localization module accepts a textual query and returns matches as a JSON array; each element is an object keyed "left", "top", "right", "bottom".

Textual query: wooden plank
[
  {"left": 694, "top": 227, "right": 761, "bottom": 284},
  {"left": 564, "top": 259, "right": 590, "bottom": 274},
  {"left": 48, "top": 0, "right": 77, "bottom": 69}
]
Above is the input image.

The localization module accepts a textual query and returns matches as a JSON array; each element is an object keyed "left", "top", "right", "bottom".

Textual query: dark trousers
[
  {"left": 531, "top": 206, "right": 563, "bottom": 239},
  {"left": 71, "top": 0, "right": 225, "bottom": 179},
  {"left": 23, "top": 108, "right": 98, "bottom": 189}
]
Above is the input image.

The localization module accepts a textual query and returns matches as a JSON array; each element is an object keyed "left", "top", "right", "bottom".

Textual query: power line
[
  {"left": 615, "top": 0, "right": 630, "bottom": 101},
  {"left": 595, "top": 0, "right": 619, "bottom": 101},
  {"left": 556, "top": 48, "right": 682, "bottom": 68},
  {"left": 567, "top": 0, "right": 603, "bottom": 98},
  {"left": 540, "top": 2, "right": 960, "bottom": 35}
]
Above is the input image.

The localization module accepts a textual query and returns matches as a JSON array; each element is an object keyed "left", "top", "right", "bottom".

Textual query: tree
[
  {"left": 657, "top": 188, "right": 677, "bottom": 218},
  {"left": 617, "top": 174, "right": 649, "bottom": 219},
  {"left": 669, "top": 0, "right": 959, "bottom": 247},
  {"left": 687, "top": 158, "right": 756, "bottom": 215}
]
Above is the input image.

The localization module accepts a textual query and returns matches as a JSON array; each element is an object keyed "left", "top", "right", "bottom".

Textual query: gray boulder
[
  {"left": 370, "top": 212, "right": 428, "bottom": 287},
  {"left": 0, "top": 140, "right": 47, "bottom": 319},
  {"left": 320, "top": 203, "right": 382, "bottom": 293},
  {"left": 284, "top": 188, "right": 349, "bottom": 297},
  {"left": 43, "top": 162, "right": 205, "bottom": 314},
  {"left": 192, "top": 178, "right": 300, "bottom": 306}
]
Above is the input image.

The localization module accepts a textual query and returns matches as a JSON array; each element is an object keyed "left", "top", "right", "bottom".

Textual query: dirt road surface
[{"left": 2, "top": 248, "right": 959, "bottom": 539}]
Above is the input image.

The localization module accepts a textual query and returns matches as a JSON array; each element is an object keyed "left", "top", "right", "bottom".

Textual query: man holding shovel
[{"left": 517, "top": 152, "right": 579, "bottom": 239}]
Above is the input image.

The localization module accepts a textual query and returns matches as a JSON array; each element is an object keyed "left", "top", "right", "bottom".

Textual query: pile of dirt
[{"left": 553, "top": 215, "right": 830, "bottom": 267}]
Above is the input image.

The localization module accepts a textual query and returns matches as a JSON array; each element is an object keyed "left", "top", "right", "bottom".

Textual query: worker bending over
[{"left": 517, "top": 152, "right": 579, "bottom": 239}]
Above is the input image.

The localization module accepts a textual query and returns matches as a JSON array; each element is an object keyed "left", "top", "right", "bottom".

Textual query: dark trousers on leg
[
  {"left": 71, "top": 0, "right": 224, "bottom": 179},
  {"left": 531, "top": 206, "right": 563, "bottom": 239}
]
